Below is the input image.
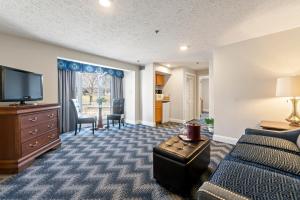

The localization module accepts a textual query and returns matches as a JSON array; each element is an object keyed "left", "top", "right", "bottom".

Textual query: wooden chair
[
  {"left": 70, "top": 99, "right": 97, "bottom": 135},
  {"left": 107, "top": 99, "right": 125, "bottom": 129}
]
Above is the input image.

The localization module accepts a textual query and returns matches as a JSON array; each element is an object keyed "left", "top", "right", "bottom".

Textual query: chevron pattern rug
[{"left": 0, "top": 122, "right": 233, "bottom": 200}]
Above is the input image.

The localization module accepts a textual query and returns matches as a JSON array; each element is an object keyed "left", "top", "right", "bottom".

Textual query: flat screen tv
[{"left": 0, "top": 65, "right": 43, "bottom": 105}]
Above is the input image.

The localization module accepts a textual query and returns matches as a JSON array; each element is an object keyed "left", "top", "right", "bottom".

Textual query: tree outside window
[{"left": 78, "top": 73, "right": 112, "bottom": 122}]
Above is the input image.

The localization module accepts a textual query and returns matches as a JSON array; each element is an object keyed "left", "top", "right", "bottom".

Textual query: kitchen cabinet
[
  {"left": 156, "top": 74, "right": 164, "bottom": 86},
  {"left": 155, "top": 101, "right": 162, "bottom": 123}
]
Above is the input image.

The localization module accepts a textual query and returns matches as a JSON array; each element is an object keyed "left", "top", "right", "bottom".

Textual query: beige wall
[
  {"left": 0, "top": 33, "right": 140, "bottom": 121},
  {"left": 212, "top": 27, "right": 300, "bottom": 144}
]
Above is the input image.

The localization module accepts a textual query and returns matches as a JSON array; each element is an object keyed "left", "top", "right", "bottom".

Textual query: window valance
[{"left": 57, "top": 59, "right": 124, "bottom": 78}]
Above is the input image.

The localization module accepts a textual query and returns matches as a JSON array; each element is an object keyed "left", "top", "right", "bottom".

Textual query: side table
[{"left": 260, "top": 120, "right": 299, "bottom": 131}]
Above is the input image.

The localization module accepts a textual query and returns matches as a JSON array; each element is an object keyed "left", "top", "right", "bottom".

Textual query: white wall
[
  {"left": 140, "top": 64, "right": 155, "bottom": 126},
  {"left": 212, "top": 27, "right": 300, "bottom": 144},
  {"left": 0, "top": 33, "right": 140, "bottom": 122}
]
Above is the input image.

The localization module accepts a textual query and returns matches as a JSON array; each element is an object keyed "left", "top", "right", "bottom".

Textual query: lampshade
[{"left": 276, "top": 76, "right": 300, "bottom": 97}]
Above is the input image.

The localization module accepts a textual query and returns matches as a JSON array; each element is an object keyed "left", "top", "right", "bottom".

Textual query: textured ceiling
[{"left": 0, "top": 0, "right": 300, "bottom": 69}]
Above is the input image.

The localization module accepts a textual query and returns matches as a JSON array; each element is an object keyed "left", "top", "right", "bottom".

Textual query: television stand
[
  {"left": 0, "top": 103, "right": 61, "bottom": 174},
  {"left": 9, "top": 102, "right": 34, "bottom": 106}
]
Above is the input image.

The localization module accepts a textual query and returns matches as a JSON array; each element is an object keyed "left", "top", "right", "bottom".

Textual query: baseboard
[
  {"left": 125, "top": 119, "right": 141, "bottom": 125},
  {"left": 169, "top": 118, "right": 185, "bottom": 124},
  {"left": 141, "top": 121, "right": 156, "bottom": 127},
  {"left": 213, "top": 134, "right": 239, "bottom": 145}
]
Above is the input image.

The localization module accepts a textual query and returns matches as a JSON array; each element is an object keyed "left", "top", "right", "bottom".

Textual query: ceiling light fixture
[
  {"left": 99, "top": 0, "right": 111, "bottom": 7},
  {"left": 180, "top": 45, "right": 189, "bottom": 51}
]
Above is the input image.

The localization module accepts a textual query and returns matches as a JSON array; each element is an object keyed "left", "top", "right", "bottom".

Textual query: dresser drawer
[
  {"left": 21, "top": 120, "right": 58, "bottom": 142},
  {"left": 22, "top": 130, "right": 58, "bottom": 156},
  {"left": 20, "top": 110, "right": 58, "bottom": 129}
]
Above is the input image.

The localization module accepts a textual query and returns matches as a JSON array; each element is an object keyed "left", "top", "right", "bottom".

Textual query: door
[{"left": 184, "top": 74, "right": 196, "bottom": 122}]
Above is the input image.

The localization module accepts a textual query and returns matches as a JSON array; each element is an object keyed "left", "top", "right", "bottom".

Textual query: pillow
[{"left": 245, "top": 128, "right": 300, "bottom": 144}]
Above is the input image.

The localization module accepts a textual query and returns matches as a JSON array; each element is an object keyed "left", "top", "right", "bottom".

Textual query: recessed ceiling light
[
  {"left": 99, "top": 0, "right": 111, "bottom": 7},
  {"left": 180, "top": 45, "right": 189, "bottom": 51}
]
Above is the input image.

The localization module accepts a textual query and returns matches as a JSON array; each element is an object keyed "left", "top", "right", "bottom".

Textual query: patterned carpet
[{"left": 0, "top": 121, "right": 233, "bottom": 200}]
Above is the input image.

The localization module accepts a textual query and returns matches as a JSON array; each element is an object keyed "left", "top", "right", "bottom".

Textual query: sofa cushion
[
  {"left": 210, "top": 160, "right": 300, "bottom": 200},
  {"left": 238, "top": 135, "right": 299, "bottom": 154},
  {"left": 230, "top": 143, "right": 300, "bottom": 176},
  {"left": 225, "top": 155, "right": 299, "bottom": 179},
  {"left": 197, "top": 182, "right": 250, "bottom": 200}
]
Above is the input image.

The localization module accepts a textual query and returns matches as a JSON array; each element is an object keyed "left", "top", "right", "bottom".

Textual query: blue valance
[{"left": 57, "top": 59, "right": 124, "bottom": 78}]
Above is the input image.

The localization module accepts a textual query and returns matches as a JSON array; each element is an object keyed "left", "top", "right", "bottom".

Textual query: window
[{"left": 76, "top": 72, "right": 112, "bottom": 122}]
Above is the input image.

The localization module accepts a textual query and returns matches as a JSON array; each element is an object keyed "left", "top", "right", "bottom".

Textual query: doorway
[
  {"left": 184, "top": 73, "right": 196, "bottom": 122},
  {"left": 198, "top": 76, "right": 209, "bottom": 116}
]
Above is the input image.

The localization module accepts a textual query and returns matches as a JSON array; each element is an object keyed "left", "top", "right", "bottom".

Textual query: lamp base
[
  {"left": 286, "top": 116, "right": 300, "bottom": 127},
  {"left": 286, "top": 98, "right": 300, "bottom": 127}
]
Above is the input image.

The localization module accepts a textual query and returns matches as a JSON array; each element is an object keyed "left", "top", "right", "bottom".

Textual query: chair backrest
[
  {"left": 112, "top": 98, "right": 124, "bottom": 115},
  {"left": 70, "top": 99, "right": 80, "bottom": 121}
]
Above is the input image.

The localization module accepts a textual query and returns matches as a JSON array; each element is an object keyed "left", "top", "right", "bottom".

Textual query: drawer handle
[
  {"left": 48, "top": 134, "right": 55, "bottom": 139},
  {"left": 48, "top": 113, "right": 55, "bottom": 118},
  {"left": 29, "top": 141, "right": 39, "bottom": 148},
  {"left": 29, "top": 117, "right": 38, "bottom": 122},
  {"left": 48, "top": 124, "right": 54, "bottom": 128},
  {"left": 28, "top": 129, "right": 38, "bottom": 135}
]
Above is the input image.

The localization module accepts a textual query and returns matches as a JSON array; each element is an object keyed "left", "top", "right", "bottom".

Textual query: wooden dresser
[{"left": 0, "top": 104, "right": 61, "bottom": 174}]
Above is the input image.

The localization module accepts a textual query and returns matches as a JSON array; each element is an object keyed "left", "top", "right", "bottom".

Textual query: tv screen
[{"left": 0, "top": 66, "right": 43, "bottom": 103}]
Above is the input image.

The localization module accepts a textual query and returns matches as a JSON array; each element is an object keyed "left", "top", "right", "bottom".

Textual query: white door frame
[{"left": 183, "top": 72, "right": 196, "bottom": 122}]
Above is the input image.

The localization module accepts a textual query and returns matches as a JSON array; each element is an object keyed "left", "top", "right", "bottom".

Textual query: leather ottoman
[{"left": 153, "top": 136, "right": 210, "bottom": 195}]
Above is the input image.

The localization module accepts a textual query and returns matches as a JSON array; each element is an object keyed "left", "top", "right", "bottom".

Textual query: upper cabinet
[{"left": 156, "top": 74, "right": 164, "bottom": 86}]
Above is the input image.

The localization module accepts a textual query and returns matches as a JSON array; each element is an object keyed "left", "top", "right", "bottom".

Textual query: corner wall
[
  {"left": 212, "top": 27, "right": 300, "bottom": 144},
  {"left": 140, "top": 64, "right": 155, "bottom": 126}
]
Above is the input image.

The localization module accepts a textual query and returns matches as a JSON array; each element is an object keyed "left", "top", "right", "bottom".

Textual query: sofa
[{"left": 197, "top": 128, "right": 300, "bottom": 200}]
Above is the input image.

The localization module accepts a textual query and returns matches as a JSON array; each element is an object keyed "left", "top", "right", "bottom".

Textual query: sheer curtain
[{"left": 58, "top": 70, "right": 77, "bottom": 133}]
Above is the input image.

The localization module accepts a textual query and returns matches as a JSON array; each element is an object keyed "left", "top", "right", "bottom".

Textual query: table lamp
[{"left": 276, "top": 76, "right": 300, "bottom": 126}]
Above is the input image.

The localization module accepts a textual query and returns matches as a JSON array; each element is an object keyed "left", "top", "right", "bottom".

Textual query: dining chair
[
  {"left": 70, "top": 99, "right": 97, "bottom": 135},
  {"left": 107, "top": 98, "right": 125, "bottom": 129}
]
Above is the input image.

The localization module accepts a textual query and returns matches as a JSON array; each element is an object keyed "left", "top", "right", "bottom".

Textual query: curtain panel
[
  {"left": 57, "top": 59, "right": 124, "bottom": 78},
  {"left": 58, "top": 70, "right": 77, "bottom": 133},
  {"left": 111, "top": 76, "right": 123, "bottom": 100}
]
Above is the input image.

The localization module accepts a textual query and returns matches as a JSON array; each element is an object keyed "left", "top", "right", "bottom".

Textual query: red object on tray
[{"left": 186, "top": 122, "right": 201, "bottom": 141}]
